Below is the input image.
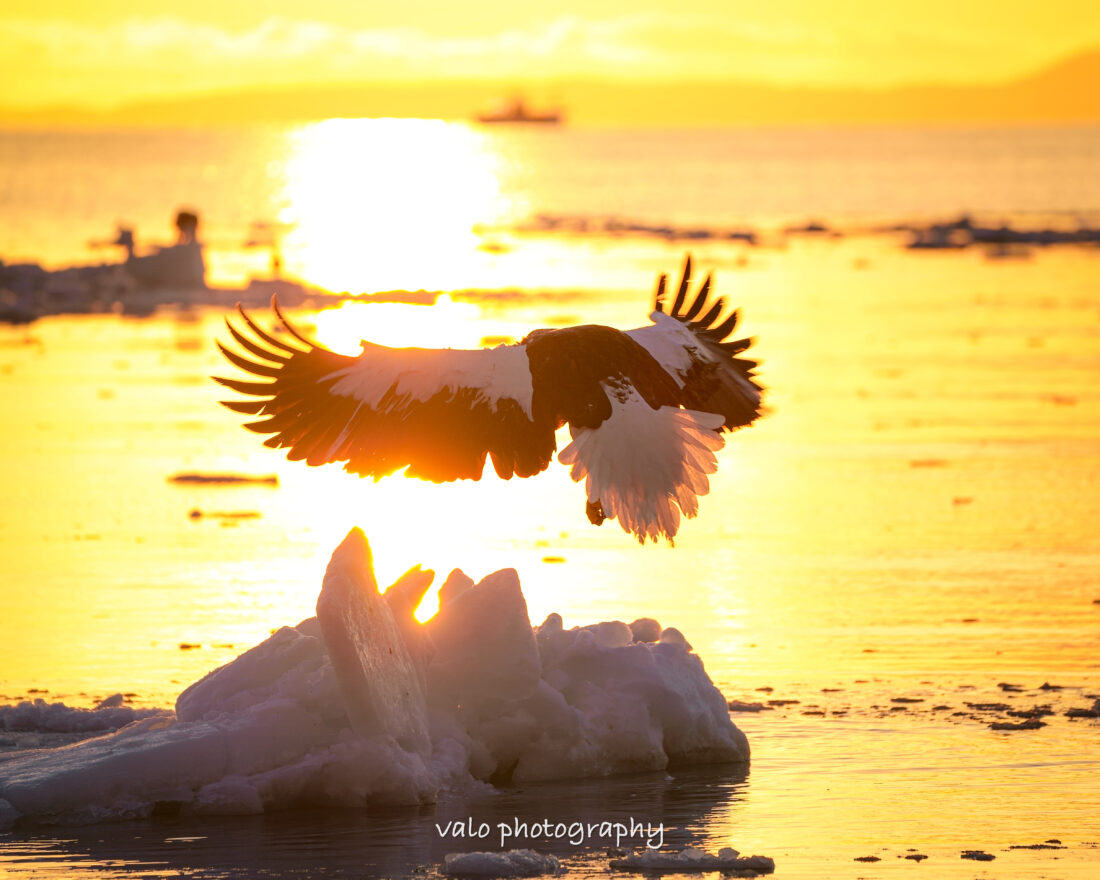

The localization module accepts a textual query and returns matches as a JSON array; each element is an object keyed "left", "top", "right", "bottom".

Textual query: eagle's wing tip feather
[
  {"left": 212, "top": 375, "right": 275, "bottom": 396},
  {"left": 269, "top": 295, "right": 322, "bottom": 350},
  {"left": 671, "top": 255, "right": 692, "bottom": 315},
  {"left": 216, "top": 340, "right": 282, "bottom": 378},
  {"left": 219, "top": 398, "right": 266, "bottom": 415},
  {"left": 661, "top": 255, "right": 752, "bottom": 348},
  {"left": 654, "top": 273, "right": 668, "bottom": 312}
]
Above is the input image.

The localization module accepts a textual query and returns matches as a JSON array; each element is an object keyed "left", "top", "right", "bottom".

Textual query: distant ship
[{"left": 475, "top": 98, "right": 562, "bottom": 126}]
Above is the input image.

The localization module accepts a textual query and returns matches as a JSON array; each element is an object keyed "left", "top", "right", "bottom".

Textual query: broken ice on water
[{"left": 0, "top": 528, "right": 748, "bottom": 828}]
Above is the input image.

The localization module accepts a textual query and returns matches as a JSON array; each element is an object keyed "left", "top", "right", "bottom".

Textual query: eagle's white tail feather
[{"left": 558, "top": 386, "right": 725, "bottom": 543}]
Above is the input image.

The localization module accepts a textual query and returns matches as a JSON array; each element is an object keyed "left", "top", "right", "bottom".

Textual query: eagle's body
[{"left": 216, "top": 257, "right": 763, "bottom": 542}]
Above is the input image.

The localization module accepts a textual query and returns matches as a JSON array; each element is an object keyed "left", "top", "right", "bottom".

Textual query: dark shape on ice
[
  {"left": 175, "top": 211, "right": 199, "bottom": 246},
  {"left": 170, "top": 472, "right": 278, "bottom": 486},
  {"left": 1007, "top": 706, "right": 1053, "bottom": 719},
  {"left": 991, "top": 719, "right": 1046, "bottom": 730},
  {"left": 1009, "top": 843, "right": 1065, "bottom": 850},
  {"left": 187, "top": 509, "right": 261, "bottom": 520}
]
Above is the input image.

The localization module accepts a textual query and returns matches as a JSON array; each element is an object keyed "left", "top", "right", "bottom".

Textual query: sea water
[{"left": 1, "top": 123, "right": 1098, "bottom": 877}]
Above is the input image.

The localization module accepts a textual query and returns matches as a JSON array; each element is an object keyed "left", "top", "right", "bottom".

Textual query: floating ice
[
  {"left": 0, "top": 529, "right": 748, "bottom": 829},
  {"left": 0, "top": 698, "right": 168, "bottom": 733},
  {"left": 443, "top": 849, "right": 563, "bottom": 877},
  {"left": 609, "top": 846, "right": 774, "bottom": 874}
]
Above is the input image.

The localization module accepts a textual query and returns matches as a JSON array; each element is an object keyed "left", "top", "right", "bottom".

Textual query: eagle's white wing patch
[
  {"left": 328, "top": 342, "right": 534, "bottom": 418},
  {"left": 558, "top": 384, "right": 725, "bottom": 543},
  {"left": 629, "top": 311, "right": 761, "bottom": 403},
  {"left": 627, "top": 312, "right": 700, "bottom": 382}
]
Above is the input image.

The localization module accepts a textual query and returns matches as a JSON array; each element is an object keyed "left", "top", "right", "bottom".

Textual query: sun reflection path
[
  {"left": 286, "top": 297, "right": 578, "bottom": 622},
  {"left": 280, "top": 119, "right": 509, "bottom": 294},
  {"left": 312, "top": 296, "right": 503, "bottom": 353}
]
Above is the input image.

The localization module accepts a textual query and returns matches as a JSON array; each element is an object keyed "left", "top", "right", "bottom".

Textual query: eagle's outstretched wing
[
  {"left": 216, "top": 257, "right": 763, "bottom": 543},
  {"left": 215, "top": 300, "right": 556, "bottom": 482},
  {"left": 628, "top": 255, "right": 762, "bottom": 431}
]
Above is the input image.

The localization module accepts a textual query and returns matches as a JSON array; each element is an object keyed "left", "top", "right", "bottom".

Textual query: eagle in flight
[{"left": 215, "top": 257, "right": 763, "bottom": 543}]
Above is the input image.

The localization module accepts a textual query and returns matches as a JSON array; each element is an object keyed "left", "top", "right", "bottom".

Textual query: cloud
[
  {"left": 0, "top": 13, "right": 1049, "bottom": 109},
  {"left": 0, "top": 15, "right": 661, "bottom": 106}
]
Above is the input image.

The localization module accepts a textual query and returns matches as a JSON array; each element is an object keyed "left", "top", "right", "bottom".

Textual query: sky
[{"left": 2, "top": 0, "right": 1099, "bottom": 111}]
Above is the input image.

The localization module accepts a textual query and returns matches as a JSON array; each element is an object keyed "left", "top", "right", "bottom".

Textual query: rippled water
[
  {"left": 4, "top": 698, "right": 1100, "bottom": 878},
  {"left": 3, "top": 123, "right": 1100, "bottom": 292},
  {"left": 2, "top": 124, "right": 1099, "bottom": 878}
]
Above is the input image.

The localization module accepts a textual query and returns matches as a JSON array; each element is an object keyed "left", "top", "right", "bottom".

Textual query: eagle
[{"left": 215, "top": 257, "right": 763, "bottom": 543}]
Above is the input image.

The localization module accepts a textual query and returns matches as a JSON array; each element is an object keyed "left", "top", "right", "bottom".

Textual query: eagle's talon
[{"left": 586, "top": 500, "right": 606, "bottom": 526}]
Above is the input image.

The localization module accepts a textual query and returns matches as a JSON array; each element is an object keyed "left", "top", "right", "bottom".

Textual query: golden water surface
[{"left": 0, "top": 120, "right": 1098, "bottom": 877}]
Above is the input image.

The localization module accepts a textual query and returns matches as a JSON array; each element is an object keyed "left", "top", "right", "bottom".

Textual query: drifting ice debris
[
  {"left": 726, "top": 701, "right": 772, "bottom": 713},
  {"left": 443, "top": 849, "right": 563, "bottom": 877},
  {"left": 609, "top": 846, "right": 774, "bottom": 874},
  {"left": 0, "top": 698, "right": 168, "bottom": 733},
  {"left": 990, "top": 719, "right": 1046, "bottom": 730},
  {"left": 0, "top": 529, "right": 747, "bottom": 829}
]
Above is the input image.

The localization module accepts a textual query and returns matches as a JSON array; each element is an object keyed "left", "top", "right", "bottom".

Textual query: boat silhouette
[{"left": 476, "top": 98, "right": 562, "bottom": 125}]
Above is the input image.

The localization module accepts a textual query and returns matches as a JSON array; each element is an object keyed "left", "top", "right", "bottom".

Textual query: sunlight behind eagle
[
  {"left": 281, "top": 118, "right": 508, "bottom": 294},
  {"left": 284, "top": 297, "right": 579, "bottom": 616},
  {"left": 312, "top": 296, "right": 492, "bottom": 353}
]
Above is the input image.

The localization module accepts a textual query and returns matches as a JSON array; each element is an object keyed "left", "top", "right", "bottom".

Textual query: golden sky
[{"left": 2, "top": 0, "right": 1099, "bottom": 110}]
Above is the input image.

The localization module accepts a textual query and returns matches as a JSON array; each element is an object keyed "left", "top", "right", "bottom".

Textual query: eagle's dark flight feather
[{"left": 215, "top": 256, "right": 763, "bottom": 542}]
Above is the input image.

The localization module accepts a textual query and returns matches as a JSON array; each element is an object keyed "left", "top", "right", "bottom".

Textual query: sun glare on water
[
  {"left": 280, "top": 118, "right": 507, "bottom": 294},
  {"left": 311, "top": 295, "right": 496, "bottom": 353},
  {"left": 279, "top": 294, "right": 573, "bottom": 621},
  {"left": 270, "top": 119, "right": 557, "bottom": 600}
]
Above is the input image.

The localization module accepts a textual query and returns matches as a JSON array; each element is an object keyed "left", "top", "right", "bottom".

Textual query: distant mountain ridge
[{"left": 4, "top": 49, "right": 1098, "bottom": 127}]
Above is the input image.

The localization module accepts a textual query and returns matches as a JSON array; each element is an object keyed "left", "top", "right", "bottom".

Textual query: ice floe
[
  {"left": 0, "top": 528, "right": 747, "bottom": 829},
  {"left": 0, "top": 698, "right": 168, "bottom": 734},
  {"left": 608, "top": 845, "right": 774, "bottom": 874},
  {"left": 443, "top": 849, "right": 563, "bottom": 876}
]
